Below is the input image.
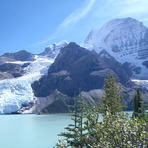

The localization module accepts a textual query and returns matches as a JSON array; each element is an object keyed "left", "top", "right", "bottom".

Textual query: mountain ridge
[
  {"left": 1, "top": 50, "right": 35, "bottom": 61},
  {"left": 0, "top": 17, "right": 148, "bottom": 114},
  {"left": 31, "top": 42, "right": 140, "bottom": 113},
  {"left": 84, "top": 17, "right": 148, "bottom": 79}
]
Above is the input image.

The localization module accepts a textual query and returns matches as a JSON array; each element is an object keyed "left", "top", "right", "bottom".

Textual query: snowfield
[
  {"left": 0, "top": 41, "right": 68, "bottom": 114},
  {"left": 0, "top": 56, "right": 53, "bottom": 114},
  {"left": 83, "top": 17, "right": 148, "bottom": 80}
]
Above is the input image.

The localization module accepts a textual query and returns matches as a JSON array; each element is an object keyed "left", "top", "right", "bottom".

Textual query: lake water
[
  {"left": 0, "top": 112, "right": 133, "bottom": 148},
  {"left": 0, "top": 114, "right": 72, "bottom": 148}
]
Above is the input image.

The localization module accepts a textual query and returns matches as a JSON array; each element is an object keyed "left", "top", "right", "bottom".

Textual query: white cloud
[
  {"left": 32, "top": 0, "right": 148, "bottom": 47},
  {"left": 32, "top": 0, "right": 96, "bottom": 46},
  {"left": 57, "top": 0, "right": 96, "bottom": 32}
]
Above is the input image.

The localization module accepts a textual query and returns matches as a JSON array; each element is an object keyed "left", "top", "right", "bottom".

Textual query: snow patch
[
  {"left": 0, "top": 41, "right": 68, "bottom": 114},
  {"left": 132, "top": 79, "right": 148, "bottom": 90},
  {"left": 0, "top": 55, "right": 54, "bottom": 114},
  {"left": 84, "top": 17, "right": 148, "bottom": 79}
]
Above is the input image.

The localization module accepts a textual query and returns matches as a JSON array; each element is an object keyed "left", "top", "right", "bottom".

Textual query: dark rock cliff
[
  {"left": 32, "top": 42, "right": 133, "bottom": 98},
  {"left": 0, "top": 63, "right": 30, "bottom": 79}
]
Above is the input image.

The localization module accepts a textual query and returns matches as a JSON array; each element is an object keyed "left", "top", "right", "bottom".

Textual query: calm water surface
[
  {"left": 0, "top": 112, "right": 133, "bottom": 148},
  {"left": 0, "top": 114, "right": 71, "bottom": 148}
]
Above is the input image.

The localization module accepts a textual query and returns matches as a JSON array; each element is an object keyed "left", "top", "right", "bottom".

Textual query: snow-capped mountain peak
[
  {"left": 40, "top": 40, "right": 69, "bottom": 58},
  {"left": 84, "top": 17, "right": 148, "bottom": 79}
]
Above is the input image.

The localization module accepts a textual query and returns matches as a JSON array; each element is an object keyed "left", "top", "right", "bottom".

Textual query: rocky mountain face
[
  {"left": 1, "top": 50, "right": 35, "bottom": 61},
  {"left": 0, "top": 41, "right": 70, "bottom": 114},
  {"left": 143, "top": 60, "right": 148, "bottom": 68},
  {"left": 0, "top": 56, "right": 15, "bottom": 63},
  {"left": 0, "top": 18, "right": 148, "bottom": 114},
  {"left": 83, "top": 17, "right": 148, "bottom": 79},
  {"left": 0, "top": 63, "right": 30, "bottom": 79},
  {"left": 31, "top": 42, "right": 138, "bottom": 113},
  {"left": 0, "top": 50, "right": 34, "bottom": 80},
  {"left": 0, "top": 72, "right": 13, "bottom": 80}
]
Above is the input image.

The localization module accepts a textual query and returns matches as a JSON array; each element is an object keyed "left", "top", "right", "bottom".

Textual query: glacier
[
  {"left": 83, "top": 17, "right": 148, "bottom": 80},
  {"left": 0, "top": 41, "right": 68, "bottom": 114},
  {"left": 0, "top": 56, "right": 53, "bottom": 114}
]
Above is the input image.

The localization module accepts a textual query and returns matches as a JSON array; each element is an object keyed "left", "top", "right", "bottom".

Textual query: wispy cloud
[
  {"left": 57, "top": 0, "right": 96, "bottom": 32},
  {"left": 32, "top": 0, "right": 148, "bottom": 47},
  {"left": 32, "top": 0, "right": 96, "bottom": 46}
]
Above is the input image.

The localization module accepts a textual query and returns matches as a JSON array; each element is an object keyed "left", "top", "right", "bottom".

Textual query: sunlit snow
[
  {"left": 83, "top": 17, "right": 148, "bottom": 80},
  {"left": 0, "top": 41, "right": 69, "bottom": 114},
  {"left": 0, "top": 56, "right": 53, "bottom": 114},
  {"left": 132, "top": 79, "right": 148, "bottom": 90}
]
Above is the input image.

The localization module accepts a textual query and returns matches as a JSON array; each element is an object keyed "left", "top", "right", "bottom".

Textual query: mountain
[
  {"left": 0, "top": 41, "right": 69, "bottom": 114},
  {"left": 83, "top": 17, "right": 148, "bottom": 79},
  {"left": 0, "top": 56, "right": 15, "bottom": 63},
  {"left": 31, "top": 42, "right": 139, "bottom": 113},
  {"left": 0, "top": 50, "right": 35, "bottom": 80},
  {"left": 0, "top": 18, "right": 148, "bottom": 114},
  {"left": 39, "top": 40, "right": 69, "bottom": 58},
  {"left": 32, "top": 43, "right": 131, "bottom": 97},
  {"left": 1, "top": 50, "right": 35, "bottom": 62},
  {"left": 0, "top": 72, "right": 13, "bottom": 80},
  {"left": 0, "top": 63, "right": 30, "bottom": 78}
]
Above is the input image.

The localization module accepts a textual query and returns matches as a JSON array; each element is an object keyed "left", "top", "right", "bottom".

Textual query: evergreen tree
[
  {"left": 133, "top": 89, "right": 145, "bottom": 118},
  {"left": 102, "top": 75, "right": 122, "bottom": 115},
  {"left": 56, "top": 76, "right": 148, "bottom": 148},
  {"left": 84, "top": 103, "right": 101, "bottom": 147},
  {"left": 57, "top": 95, "right": 86, "bottom": 147}
]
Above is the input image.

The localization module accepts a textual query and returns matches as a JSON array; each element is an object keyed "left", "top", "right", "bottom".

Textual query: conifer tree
[
  {"left": 133, "top": 89, "right": 145, "bottom": 118},
  {"left": 57, "top": 95, "right": 86, "bottom": 147},
  {"left": 102, "top": 75, "right": 122, "bottom": 115},
  {"left": 56, "top": 76, "right": 148, "bottom": 148}
]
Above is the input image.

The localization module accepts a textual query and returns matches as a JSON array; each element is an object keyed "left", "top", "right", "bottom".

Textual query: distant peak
[
  {"left": 100, "top": 17, "right": 143, "bottom": 30},
  {"left": 84, "top": 17, "right": 148, "bottom": 79},
  {"left": 68, "top": 42, "right": 79, "bottom": 47},
  {"left": 46, "top": 40, "right": 69, "bottom": 49},
  {"left": 84, "top": 17, "right": 146, "bottom": 48},
  {"left": 39, "top": 40, "right": 69, "bottom": 57},
  {"left": 108, "top": 17, "right": 138, "bottom": 23}
]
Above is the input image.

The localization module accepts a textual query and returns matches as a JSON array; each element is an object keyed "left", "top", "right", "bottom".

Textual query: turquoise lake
[
  {"left": 0, "top": 112, "right": 133, "bottom": 148},
  {"left": 0, "top": 114, "right": 71, "bottom": 148}
]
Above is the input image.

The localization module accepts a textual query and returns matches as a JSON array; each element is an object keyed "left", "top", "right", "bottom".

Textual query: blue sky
[{"left": 1, "top": 0, "right": 148, "bottom": 55}]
